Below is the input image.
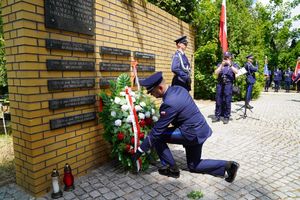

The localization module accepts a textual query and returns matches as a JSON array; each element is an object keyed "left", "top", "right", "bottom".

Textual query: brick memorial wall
[{"left": 1, "top": 0, "right": 194, "bottom": 196}]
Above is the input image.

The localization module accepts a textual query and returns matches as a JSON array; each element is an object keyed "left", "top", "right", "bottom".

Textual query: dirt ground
[{"left": 0, "top": 135, "right": 15, "bottom": 186}]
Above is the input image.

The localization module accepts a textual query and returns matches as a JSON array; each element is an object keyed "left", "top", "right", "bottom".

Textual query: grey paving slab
[{"left": 0, "top": 92, "right": 299, "bottom": 200}]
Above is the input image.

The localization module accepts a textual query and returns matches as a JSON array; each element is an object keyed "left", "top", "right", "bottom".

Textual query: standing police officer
[
  {"left": 213, "top": 52, "right": 239, "bottom": 124},
  {"left": 244, "top": 54, "right": 258, "bottom": 109},
  {"left": 284, "top": 68, "right": 293, "bottom": 92},
  {"left": 171, "top": 36, "right": 191, "bottom": 91},
  {"left": 133, "top": 72, "right": 239, "bottom": 182},
  {"left": 273, "top": 68, "right": 282, "bottom": 92}
]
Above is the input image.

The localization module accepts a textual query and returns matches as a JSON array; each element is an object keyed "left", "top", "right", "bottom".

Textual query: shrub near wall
[{"left": 2, "top": 0, "right": 194, "bottom": 196}]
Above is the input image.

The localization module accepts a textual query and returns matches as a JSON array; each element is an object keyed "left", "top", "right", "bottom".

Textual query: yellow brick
[
  {"left": 49, "top": 33, "right": 72, "bottom": 41},
  {"left": 77, "top": 151, "right": 92, "bottom": 161},
  {"left": 36, "top": 6, "right": 44, "bottom": 15},
  {"left": 15, "top": 54, "right": 38, "bottom": 62},
  {"left": 24, "top": 124, "right": 48, "bottom": 134},
  {"left": 45, "top": 141, "right": 66, "bottom": 152},
  {"left": 46, "top": 154, "right": 66, "bottom": 167},
  {"left": 16, "top": 11, "right": 44, "bottom": 23},
  {"left": 12, "top": 2, "right": 36, "bottom": 12},
  {"left": 17, "top": 29, "right": 49, "bottom": 38},
  {"left": 32, "top": 151, "right": 56, "bottom": 164},
  {"left": 67, "top": 147, "right": 84, "bottom": 158},
  {"left": 31, "top": 137, "right": 55, "bottom": 149},
  {"left": 22, "top": 94, "right": 52, "bottom": 102},
  {"left": 55, "top": 132, "right": 76, "bottom": 142},
  {"left": 57, "top": 144, "right": 76, "bottom": 156},
  {"left": 13, "top": 19, "right": 36, "bottom": 29},
  {"left": 17, "top": 86, "right": 41, "bottom": 95},
  {"left": 23, "top": 109, "right": 52, "bottom": 118},
  {"left": 39, "top": 71, "right": 62, "bottom": 78},
  {"left": 19, "top": 79, "right": 46, "bottom": 87},
  {"left": 76, "top": 139, "right": 90, "bottom": 148},
  {"left": 22, "top": 0, "right": 44, "bottom": 7},
  {"left": 67, "top": 136, "right": 82, "bottom": 146},
  {"left": 16, "top": 71, "right": 39, "bottom": 78},
  {"left": 57, "top": 156, "right": 76, "bottom": 169}
]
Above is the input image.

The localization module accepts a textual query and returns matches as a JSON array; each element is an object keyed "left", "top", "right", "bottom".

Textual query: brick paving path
[{"left": 1, "top": 92, "right": 299, "bottom": 200}]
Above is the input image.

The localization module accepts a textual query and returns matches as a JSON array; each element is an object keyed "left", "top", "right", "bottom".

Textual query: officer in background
[
  {"left": 171, "top": 36, "right": 191, "bottom": 91},
  {"left": 244, "top": 54, "right": 258, "bottom": 109},
  {"left": 263, "top": 58, "right": 272, "bottom": 92},
  {"left": 212, "top": 52, "right": 239, "bottom": 124},
  {"left": 133, "top": 72, "right": 239, "bottom": 182},
  {"left": 273, "top": 68, "right": 282, "bottom": 92},
  {"left": 284, "top": 68, "right": 293, "bottom": 92}
]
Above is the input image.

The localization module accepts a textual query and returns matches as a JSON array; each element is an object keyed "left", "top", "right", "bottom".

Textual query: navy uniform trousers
[
  {"left": 215, "top": 82, "right": 233, "bottom": 119},
  {"left": 156, "top": 127, "right": 227, "bottom": 177},
  {"left": 140, "top": 86, "right": 227, "bottom": 177}
]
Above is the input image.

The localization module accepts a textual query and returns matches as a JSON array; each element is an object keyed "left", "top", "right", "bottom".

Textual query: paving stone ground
[{"left": 1, "top": 91, "right": 299, "bottom": 200}]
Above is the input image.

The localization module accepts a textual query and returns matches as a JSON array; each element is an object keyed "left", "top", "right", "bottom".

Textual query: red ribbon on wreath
[{"left": 125, "top": 87, "right": 141, "bottom": 171}]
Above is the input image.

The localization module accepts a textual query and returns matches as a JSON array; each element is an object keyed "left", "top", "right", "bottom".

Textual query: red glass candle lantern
[{"left": 63, "top": 163, "right": 75, "bottom": 191}]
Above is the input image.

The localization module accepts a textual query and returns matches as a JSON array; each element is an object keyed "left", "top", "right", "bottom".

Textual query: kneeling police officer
[{"left": 132, "top": 72, "right": 239, "bottom": 182}]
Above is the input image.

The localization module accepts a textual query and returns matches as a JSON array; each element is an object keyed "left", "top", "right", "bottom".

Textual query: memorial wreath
[{"left": 98, "top": 74, "right": 158, "bottom": 171}]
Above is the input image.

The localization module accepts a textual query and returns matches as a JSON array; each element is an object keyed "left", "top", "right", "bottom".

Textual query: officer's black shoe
[
  {"left": 212, "top": 117, "right": 220, "bottom": 123},
  {"left": 158, "top": 165, "right": 180, "bottom": 178},
  {"left": 223, "top": 118, "right": 229, "bottom": 124},
  {"left": 246, "top": 104, "right": 253, "bottom": 109},
  {"left": 225, "top": 161, "right": 240, "bottom": 183}
]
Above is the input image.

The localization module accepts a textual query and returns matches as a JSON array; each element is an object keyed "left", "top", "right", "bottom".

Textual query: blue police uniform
[
  {"left": 264, "top": 70, "right": 272, "bottom": 92},
  {"left": 215, "top": 61, "right": 239, "bottom": 121},
  {"left": 284, "top": 69, "right": 293, "bottom": 92},
  {"left": 171, "top": 36, "right": 191, "bottom": 91},
  {"left": 273, "top": 69, "right": 282, "bottom": 92},
  {"left": 244, "top": 55, "right": 258, "bottom": 104},
  {"left": 139, "top": 73, "right": 229, "bottom": 177}
]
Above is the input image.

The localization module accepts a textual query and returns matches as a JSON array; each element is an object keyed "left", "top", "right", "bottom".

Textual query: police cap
[
  {"left": 246, "top": 54, "right": 254, "bottom": 59},
  {"left": 223, "top": 51, "right": 232, "bottom": 58},
  {"left": 140, "top": 72, "right": 163, "bottom": 93},
  {"left": 174, "top": 36, "right": 188, "bottom": 44}
]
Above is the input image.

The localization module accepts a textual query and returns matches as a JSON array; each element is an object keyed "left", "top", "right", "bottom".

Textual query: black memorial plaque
[
  {"left": 100, "top": 46, "right": 130, "bottom": 56},
  {"left": 138, "top": 65, "right": 155, "bottom": 72},
  {"left": 48, "top": 79, "right": 95, "bottom": 91},
  {"left": 99, "top": 77, "right": 117, "bottom": 87},
  {"left": 49, "top": 95, "right": 96, "bottom": 110},
  {"left": 46, "top": 39, "right": 94, "bottom": 52},
  {"left": 134, "top": 52, "right": 155, "bottom": 59},
  {"left": 47, "top": 59, "right": 95, "bottom": 71},
  {"left": 100, "top": 62, "right": 130, "bottom": 71},
  {"left": 50, "top": 112, "right": 96, "bottom": 130},
  {"left": 45, "top": 0, "right": 95, "bottom": 35}
]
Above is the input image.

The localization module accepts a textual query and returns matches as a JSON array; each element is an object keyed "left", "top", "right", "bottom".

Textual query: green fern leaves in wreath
[{"left": 187, "top": 190, "right": 204, "bottom": 199}]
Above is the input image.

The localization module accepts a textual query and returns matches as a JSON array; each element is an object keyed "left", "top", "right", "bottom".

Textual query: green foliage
[
  {"left": 147, "top": 0, "right": 299, "bottom": 100},
  {"left": 187, "top": 190, "right": 204, "bottom": 199},
  {"left": 0, "top": 2, "right": 7, "bottom": 89}
]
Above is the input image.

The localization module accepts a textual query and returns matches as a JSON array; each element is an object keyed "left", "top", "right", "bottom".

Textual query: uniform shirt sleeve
[
  {"left": 139, "top": 103, "right": 178, "bottom": 152},
  {"left": 171, "top": 54, "right": 189, "bottom": 81}
]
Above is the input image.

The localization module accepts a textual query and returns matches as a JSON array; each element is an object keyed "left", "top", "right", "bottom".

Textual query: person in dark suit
[
  {"left": 273, "top": 68, "right": 282, "bottom": 92},
  {"left": 171, "top": 36, "right": 191, "bottom": 91},
  {"left": 132, "top": 72, "right": 239, "bottom": 183},
  {"left": 294, "top": 70, "right": 300, "bottom": 93},
  {"left": 213, "top": 52, "right": 239, "bottom": 124},
  {"left": 284, "top": 68, "right": 293, "bottom": 92},
  {"left": 244, "top": 54, "right": 258, "bottom": 109}
]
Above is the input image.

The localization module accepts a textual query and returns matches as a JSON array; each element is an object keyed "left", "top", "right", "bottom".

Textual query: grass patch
[
  {"left": 187, "top": 190, "right": 204, "bottom": 199},
  {"left": 0, "top": 134, "right": 15, "bottom": 186}
]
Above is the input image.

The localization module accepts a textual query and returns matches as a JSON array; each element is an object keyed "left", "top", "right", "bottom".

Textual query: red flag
[
  {"left": 292, "top": 60, "right": 300, "bottom": 81},
  {"left": 219, "top": 0, "right": 228, "bottom": 53}
]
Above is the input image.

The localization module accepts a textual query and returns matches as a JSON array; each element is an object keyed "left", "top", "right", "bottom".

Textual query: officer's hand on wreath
[{"left": 132, "top": 149, "right": 143, "bottom": 163}]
